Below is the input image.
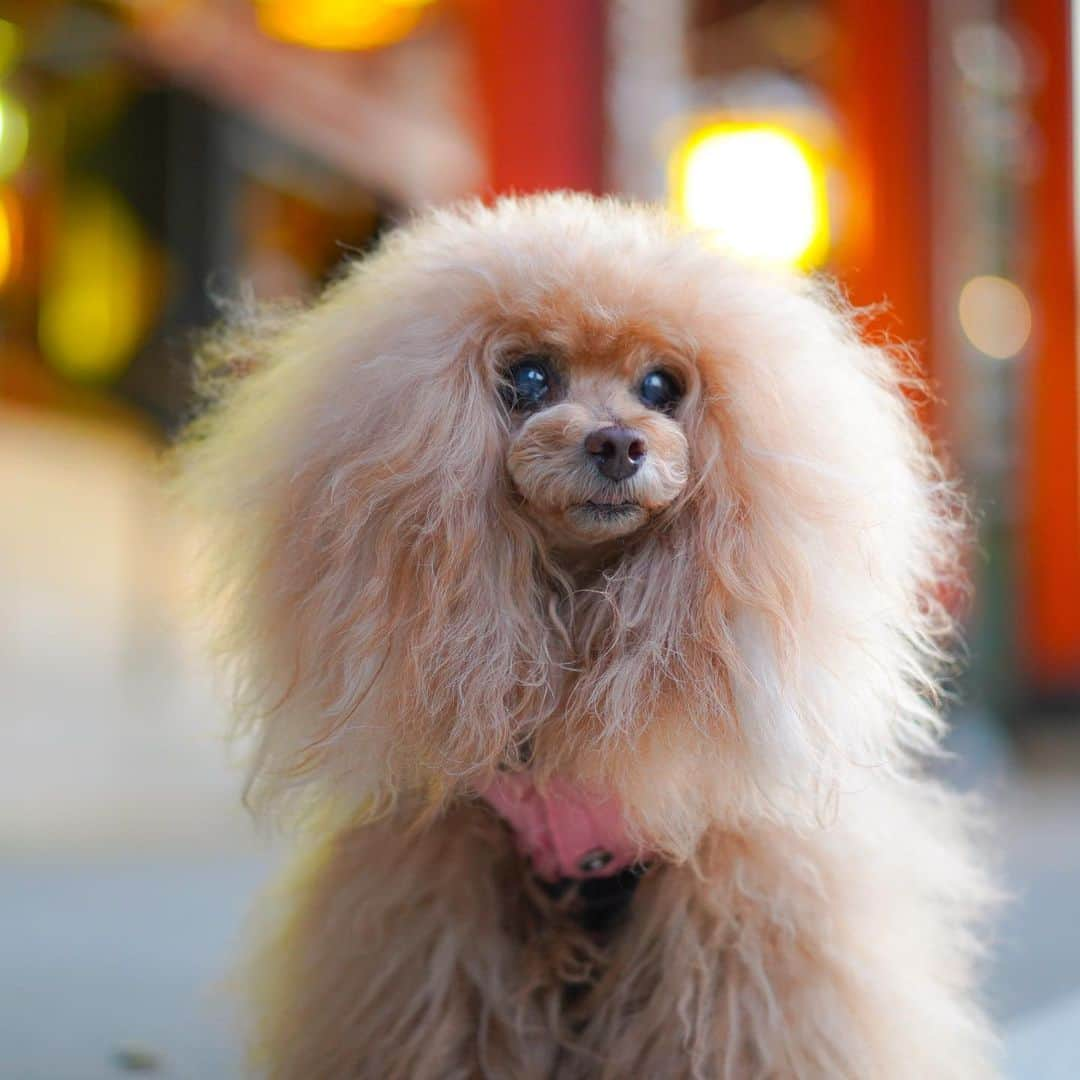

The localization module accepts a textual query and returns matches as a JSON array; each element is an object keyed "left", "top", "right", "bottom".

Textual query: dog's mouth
[
  {"left": 562, "top": 498, "right": 648, "bottom": 539},
  {"left": 574, "top": 500, "right": 643, "bottom": 520}
]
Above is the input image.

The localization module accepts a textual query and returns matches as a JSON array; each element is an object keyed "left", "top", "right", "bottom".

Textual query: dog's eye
[
  {"left": 501, "top": 356, "right": 553, "bottom": 412},
  {"left": 639, "top": 369, "right": 682, "bottom": 414}
]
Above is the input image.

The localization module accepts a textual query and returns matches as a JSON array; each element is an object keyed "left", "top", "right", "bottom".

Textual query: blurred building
[{"left": 1, "top": 0, "right": 1078, "bottom": 727}]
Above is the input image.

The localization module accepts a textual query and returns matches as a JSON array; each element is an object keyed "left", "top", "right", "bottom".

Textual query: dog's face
[{"left": 502, "top": 347, "right": 691, "bottom": 546}]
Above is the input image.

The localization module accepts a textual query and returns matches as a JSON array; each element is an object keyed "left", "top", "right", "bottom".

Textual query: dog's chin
[
  {"left": 529, "top": 499, "right": 652, "bottom": 545},
  {"left": 567, "top": 500, "right": 648, "bottom": 538}
]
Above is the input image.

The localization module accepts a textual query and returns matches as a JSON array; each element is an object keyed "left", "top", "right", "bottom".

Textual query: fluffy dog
[{"left": 180, "top": 193, "right": 995, "bottom": 1078}]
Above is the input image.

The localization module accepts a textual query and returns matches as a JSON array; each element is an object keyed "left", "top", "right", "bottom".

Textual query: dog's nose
[{"left": 584, "top": 426, "right": 647, "bottom": 481}]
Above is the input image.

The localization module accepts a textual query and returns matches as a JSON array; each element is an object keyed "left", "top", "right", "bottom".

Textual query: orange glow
[
  {"left": 255, "top": 0, "right": 436, "bottom": 50},
  {"left": 0, "top": 187, "right": 22, "bottom": 287}
]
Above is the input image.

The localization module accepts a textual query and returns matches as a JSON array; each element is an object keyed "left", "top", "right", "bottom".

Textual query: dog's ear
[
  {"left": 579, "top": 277, "right": 963, "bottom": 828},
  {"left": 699, "top": 280, "right": 963, "bottom": 815},
  {"left": 177, "top": 259, "right": 552, "bottom": 824}
]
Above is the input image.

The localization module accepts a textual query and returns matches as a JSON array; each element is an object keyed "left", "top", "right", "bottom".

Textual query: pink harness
[{"left": 479, "top": 773, "right": 644, "bottom": 881}]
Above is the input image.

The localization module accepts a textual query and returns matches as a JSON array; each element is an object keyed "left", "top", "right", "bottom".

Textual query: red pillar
[
  {"left": 1010, "top": 0, "right": 1080, "bottom": 692},
  {"left": 828, "top": 0, "right": 934, "bottom": 390},
  {"left": 462, "top": 0, "right": 607, "bottom": 195}
]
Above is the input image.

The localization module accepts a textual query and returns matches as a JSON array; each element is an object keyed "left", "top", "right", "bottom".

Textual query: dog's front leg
[{"left": 244, "top": 803, "right": 557, "bottom": 1080}]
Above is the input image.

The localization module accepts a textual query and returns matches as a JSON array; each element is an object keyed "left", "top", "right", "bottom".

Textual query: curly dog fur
[{"left": 178, "top": 193, "right": 995, "bottom": 1078}]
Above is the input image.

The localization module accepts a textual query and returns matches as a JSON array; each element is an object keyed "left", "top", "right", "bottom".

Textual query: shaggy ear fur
[
  {"left": 177, "top": 249, "right": 558, "bottom": 824},
  {"left": 715, "top": 278, "right": 962, "bottom": 798},
  {"left": 566, "top": 270, "right": 963, "bottom": 853}
]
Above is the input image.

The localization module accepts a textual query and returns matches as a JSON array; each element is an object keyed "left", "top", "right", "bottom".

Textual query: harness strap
[{"left": 479, "top": 772, "right": 646, "bottom": 881}]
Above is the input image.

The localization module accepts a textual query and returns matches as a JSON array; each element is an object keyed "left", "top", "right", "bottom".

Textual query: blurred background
[{"left": 1, "top": 1, "right": 1078, "bottom": 1076}]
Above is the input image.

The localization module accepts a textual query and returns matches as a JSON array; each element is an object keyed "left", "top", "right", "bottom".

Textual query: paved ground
[
  {"left": 2, "top": 856, "right": 274, "bottom": 1080},
  {"left": 3, "top": 406, "right": 1078, "bottom": 1077},
  {"left": 1006, "top": 989, "right": 1080, "bottom": 1079}
]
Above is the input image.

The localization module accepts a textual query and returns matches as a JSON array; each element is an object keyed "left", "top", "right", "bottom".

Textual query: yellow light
[
  {"left": 0, "top": 207, "right": 7, "bottom": 286},
  {"left": 255, "top": 0, "right": 436, "bottom": 50},
  {"left": 957, "top": 275, "right": 1031, "bottom": 359},
  {"left": 0, "top": 188, "right": 20, "bottom": 287},
  {"left": 0, "top": 19, "right": 21, "bottom": 79},
  {"left": 0, "top": 92, "right": 29, "bottom": 179},
  {"left": 671, "top": 122, "right": 830, "bottom": 270},
  {"left": 39, "top": 184, "right": 151, "bottom": 383}
]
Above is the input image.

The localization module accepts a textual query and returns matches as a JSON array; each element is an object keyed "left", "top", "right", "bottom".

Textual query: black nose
[{"left": 584, "top": 425, "right": 647, "bottom": 481}]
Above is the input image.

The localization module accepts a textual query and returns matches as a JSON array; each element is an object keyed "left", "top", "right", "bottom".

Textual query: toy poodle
[{"left": 179, "top": 193, "right": 995, "bottom": 1078}]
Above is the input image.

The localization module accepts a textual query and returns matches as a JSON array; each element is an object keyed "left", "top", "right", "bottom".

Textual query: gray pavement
[{"left": 2, "top": 856, "right": 275, "bottom": 1080}]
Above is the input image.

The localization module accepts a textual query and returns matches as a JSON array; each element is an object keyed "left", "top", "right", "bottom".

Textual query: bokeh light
[
  {"left": 38, "top": 184, "right": 150, "bottom": 383},
  {"left": 255, "top": 0, "right": 436, "bottom": 51},
  {"left": 0, "top": 18, "right": 20, "bottom": 79},
  {"left": 0, "top": 92, "right": 29, "bottom": 179},
  {"left": 0, "top": 186, "right": 21, "bottom": 287},
  {"left": 671, "top": 123, "right": 830, "bottom": 270},
  {"left": 958, "top": 274, "right": 1032, "bottom": 359}
]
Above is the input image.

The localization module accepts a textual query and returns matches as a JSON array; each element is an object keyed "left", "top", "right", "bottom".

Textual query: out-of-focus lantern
[
  {"left": 0, "top": 92, "right": 29, "bottom": 180},
  {"left": 255, "top": 0, "right": 437, "bottom": 50},
  {"left": 958, "top": 274, "right": 1032, "bottom": 360},
  {"left": 0, "top": 186, "right": 21, "bottom": 288},
  {"left": 38, "top": 184, "right": 154, "bottom": 383},
  {"left": 0, "top": 18, "right": 20, "bottom": 78},
  {"left": 670, "top": 121, "right": 830, "bottom": 270}
]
